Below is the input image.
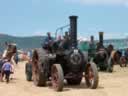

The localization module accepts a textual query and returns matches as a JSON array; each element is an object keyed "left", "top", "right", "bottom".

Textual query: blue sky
[{"left": 0, "top": 0, "right": 128, "bottom": 39}]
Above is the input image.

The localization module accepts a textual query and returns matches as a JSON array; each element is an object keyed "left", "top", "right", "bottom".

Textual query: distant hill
[
  {"left": 0, "top": 34, "right": 127, "bottom": 52},
  {"left": 0, "top": 34, "right": 46, "bottom": 52}
]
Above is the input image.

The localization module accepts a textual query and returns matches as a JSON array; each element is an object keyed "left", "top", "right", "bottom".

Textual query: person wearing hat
[
  {"left": 45, "top": 32, "right": 53, "bottom": 44},
  {"left": 43, "top": 32, "right": 54, "bottom": 52}
]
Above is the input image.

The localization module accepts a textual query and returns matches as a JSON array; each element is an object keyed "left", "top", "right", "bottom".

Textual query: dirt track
[{"left": 0, "top": 62, "right": 128, "bottom": 96}]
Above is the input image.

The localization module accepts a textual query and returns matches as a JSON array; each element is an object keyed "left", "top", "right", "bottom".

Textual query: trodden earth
[{"left": 0, "top": 61, "right": 128, "bottom": 96}]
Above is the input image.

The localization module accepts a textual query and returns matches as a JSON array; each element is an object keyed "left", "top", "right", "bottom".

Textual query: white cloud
[
  {"left": 34, "top": 31, "right": 46, "bottom": 36},
  {"left": 65, "top": 0, "right": 128, "bottom": 6},
  {"left": 78, "top": 36, "right": 89, "bottom": 41},
  {"left": 33, "top": 31, "right": 55, "bottom": 36}
]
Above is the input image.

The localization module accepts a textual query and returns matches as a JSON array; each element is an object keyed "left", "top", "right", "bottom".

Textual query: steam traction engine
[
  {"left": 25, "top": 16, "right": 99, "bottom": 91},
  {"left": 92, "top": 32, "right": 114, "bottom": 72}
]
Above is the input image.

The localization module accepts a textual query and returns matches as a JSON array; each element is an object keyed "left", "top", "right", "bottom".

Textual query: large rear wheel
[
  {"left": 32, "top": 49, "right": 46, "bottom": 86},
  {"left": 51, "top": 64, "right": 64, "bottom": 91},
  {"left": 85, "top": 62, "right": 99, "bottom": 89}
]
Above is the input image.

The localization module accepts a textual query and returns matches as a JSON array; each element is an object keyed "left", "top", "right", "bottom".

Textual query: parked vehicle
[{"left": 25, "top": 16, "right": 99, "bottom": 91}]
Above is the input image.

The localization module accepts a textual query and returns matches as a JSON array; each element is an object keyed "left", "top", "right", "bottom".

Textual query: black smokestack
[
  {"left": 69, "top": 16, "right": 78, "bottom": 48},
  {"left": 90, "top": 36, "right": 94, "bottom": 43},
  {"left": 99, "top": 32, "right": 104, "bottom": 46}
]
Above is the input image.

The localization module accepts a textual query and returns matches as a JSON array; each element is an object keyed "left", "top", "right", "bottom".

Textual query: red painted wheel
[
  {"left": 120, "top": 57, "right": 127, "bottom": 67},
  {"left": 32, "top": 49, "right": 46, "bottom": 86},
  {"left": 51, "top": 64, "right": 64, "bottom": 91},
  {"left": 85, "top": 62, "right": 99, "bottom": 89}
]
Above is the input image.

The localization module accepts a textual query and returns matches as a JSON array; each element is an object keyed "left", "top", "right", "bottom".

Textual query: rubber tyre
[
  {"left": 25, "top": 63, "right": 32, "bottom": 81},
  {"left": 85, "top": 62, "right": 99, "bottom": 89},
  {"left": 32, "top": 49, "right": 46, "bottom": 86},
  {"left": 51, "top": 64, "right": 64, "bottom": 91}
]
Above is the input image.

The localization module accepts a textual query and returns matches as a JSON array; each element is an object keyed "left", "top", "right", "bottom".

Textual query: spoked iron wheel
[
  {"left": 51, "top": 64, "right": 64, "bottom": 91},
  {"left": 85, "top": 62, "right": 99, "bottom": 89},
  {"left": 32, "top": 49, "right": 46, "bottom": 86},
  {"left": 120, "top": 57, "right": 127, "bottom": 67}
]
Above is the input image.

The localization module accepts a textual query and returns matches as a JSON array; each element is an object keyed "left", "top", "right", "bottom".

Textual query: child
[{"left": 2, "top": 59, "right": 12, "bottom": 83}]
